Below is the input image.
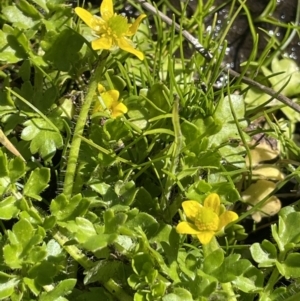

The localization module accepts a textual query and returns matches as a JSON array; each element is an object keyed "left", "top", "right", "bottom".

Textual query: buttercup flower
[
  {"left": 75, "top": 0, "right": 146, "bottom": 60},
  {"left": 176, "top": 193, "right": 238, "bottom": 244},
  {"left": 94, "top": 84, "right": 127, "bottom": 118}
]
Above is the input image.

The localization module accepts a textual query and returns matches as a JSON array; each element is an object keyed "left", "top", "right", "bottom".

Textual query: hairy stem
[{"left": 63, "top": 61, "right": 105, "bottom": 199}]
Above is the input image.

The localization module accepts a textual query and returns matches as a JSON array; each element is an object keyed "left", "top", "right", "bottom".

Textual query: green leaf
[
  {"left": 132, "top": 253, "right": 153, "bottom": 275},
  {"left": 125, "top": 212, "right": 159, "bottom": 239},
  {"left": 13, "top": 219, "right": 35, "bottom": 247},
  {"left": 8, "top": 156, "right": 26, "bottom": 182},
  {"left": 83, "top": 234, "right": 117, "bottom": 252},
  {"left": 27, "top": 246, "right": 47, "bottom": 263},
  {"left": 3, "top": 244, "right": 23, "bottom": 269},
  {"left": 0, "top": 278, "right": 20, "bottom": 299},
  {"left": 90, "top": 182, "right": 119, "bottom": 206},
  {"left": 114, "top": 180, "right": 139, "bottom": 206},
  {"left": 0, "top": 196, "right": 19, "bottom": 220},
  {"left": 146, "top": 83, "right": 171, "bottom": 118},
  {"left": 181, "top": 119, "right": 211, "bottom": 155},
  {"left": 187, "top": 272, "right": 217, "bottom": 298},
  {"left": 73, "top": 217, "right": 97, "bottom": 243},
  {"left": 104, "top": 210, "right": 127, "bottom": 233},
  {"left": 195, "top": 116, "right": 222, "bottom": 137},
  {"left": 46, "top": 239, "right": 62, "bottom": 257},
  {"left": 279, "top": 253, "right": 300, "bottom": 278},
  {"left": 43, "top": 28, "right": 85, "bottom": 72},
  {"left": 17, "top": 0, "right": 42, "bottom": 20},
  {"left": 209, "top": 94, "right": 247, "bottom": 147},
  {"left": 162, "top": 288, "right": 193, "bottom": 301},
  {"left": 104, "top": 119, "right": 130, "bottom": 141},
  {"left": 211, "top": 254, "right": 252, "bottom": 283},
  {"left": 2, "top": 4, "right": 39, "bottom": 29},
  {"left": 31, "top": 0, "right": 49, "bottom": 12},
  {"left": 21, "top": 118, "right": 63, "bottom": 160},
  {"left": 250, "top": 241, "right": 277, "bottom": 267},
  {"left": 50, "top": 194, "right": 90, "bottom": 221},
  {"left": 84, "top": 260, "right": 125, "bottom": 285},
  {"left": 19, "top": 81, "right": 57, "bottom": 112},
  {"left": 152, "top": 281, "right": 167, "bottom": 298},
  {"left": 276, "top": 212, "right": 300, "bottom": 246},
  {"left": 269, "top": 57, "right": 300, "bottom": 97},
  {"left": 0, "top": 25, "right": 28, "bottom": 63},
  {"left": 155, "top": 225, "right": 180, "bottom": 263},
  {"left": 233, "top": 276, "right": 261, "bottom": 293},
  {"left": 23, "top": 277, "right": 41, "bottom": 296},
  {"left": 28, "top": 261, "right": 57, "bottom": 285},
  {"left": 203, "top": 249, "right": 224, "bottom": 273},
  {"left": 134, "top": 292, "right": 147, "bottom": 301},
  {"left": 23, "top": 168, "right": 50, "bottom": 201},
  {"left": 0, "top": 150, "right": 9, "bottom": 177},
  {"left": 134, "top": 187, "right": 159, "bottom": 214},
  {"left": 43, "top": 216, "right": 57, "bottom": 230},
  {"left": 39, "top": 279, "right": 76, "bottom": 301},
  {"left": 126, "top": 95, "right": 149, "bottom": 129},
  {"left": 19, "top": 60, "right": 31, "bottom": 82}
]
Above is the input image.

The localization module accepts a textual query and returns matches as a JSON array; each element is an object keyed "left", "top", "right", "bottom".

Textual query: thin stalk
[
  {"left": 137, "top": 0, "right": 300, "bottom": 114},
  {"left": 52, "top": 230, "right": 94, "bottom": 270},
  {"left": 104, "top": 279, "right": 133, "bottom": 301},
  {"left": 162, "top": 98, "right": 183, "bottom": 215},
  {"left": 63, "top": 60, "right": 105, "bottom": 199},
  {"left": 260, "top": 249, "right": 287, "bottom": 301}
]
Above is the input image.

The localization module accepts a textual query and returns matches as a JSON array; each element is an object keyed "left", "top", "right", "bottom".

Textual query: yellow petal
[
  {"left": 100, "top": 0, "right": 114, "bottom": 21},
  {"left": 128, "top": 14, "right": 147, "bottom": 36},
  {"left": 197, "top": 231, "right": 215, "bottom": 244},
  {"left": 218, "top": 211, "right": 238, "bottom": 230},
  {"left": 75, "top": 7, "right": 94, "bottom": 28},
  {"left": 117, "top": 37, "right": 144, "bottom": 60},
  {"left": 92, "top": 36, "right": 113, "bottom": 50},
  {"left": 203, "top": 193, "right": 220, "bottom": 215},
  {"left": 98, "top": 84, "right": 106, "bottom": 93},
  {"left": 176, "top": 222, "right": 200, "bottom": 235},
  {"left": 182, "top": 200, "right": 202, "bottom": 222},
  {"left": 102, "top": 90, "right": 120, "bottom": 109},
  {"left": 111, "top": 102, "right": 128, "bottom": 118}
]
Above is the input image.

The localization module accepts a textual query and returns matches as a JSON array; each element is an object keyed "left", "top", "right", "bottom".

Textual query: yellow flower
[
  {"left": 94, "top": 84, "right": 128, "bottom": 118},
  {"left": 75, "top": 0, "right": 146, "bottom": 60},
  {"left": 176, "top": 193, "right": 238, "bottom": 244}
]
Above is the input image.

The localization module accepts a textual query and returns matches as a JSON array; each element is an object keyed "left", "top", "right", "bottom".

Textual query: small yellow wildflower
[
  {"left": 75, "top": 0, "right": 146, "bottom": 60},
  {"left": 94, "top": 84, "right": 127, "bottom": 118},
  {"left": 176, "top": 193, "right": 238, "bottom": 244}
]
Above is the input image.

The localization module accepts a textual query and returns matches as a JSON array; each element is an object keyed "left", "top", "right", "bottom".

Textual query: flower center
[
  {"left": 107, "top": 15, "right": 129, "bottom": 37},
  {"left": 194, "top": 209, "right": 219, "bottom": 232}
]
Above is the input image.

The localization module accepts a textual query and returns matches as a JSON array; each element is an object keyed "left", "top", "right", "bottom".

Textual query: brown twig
[{"left": 136, "top": 0, "right": 300, "bottom": 113}]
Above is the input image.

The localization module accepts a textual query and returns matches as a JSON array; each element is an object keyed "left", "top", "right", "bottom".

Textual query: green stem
[
  {"left": 259, "top": 250, "right": 286, "bottom": 301},
  {"left": 203, "top": 238, "right": 237, "bottom": 301},
  {"left": 53, "top": 230, "right": 94, "bottom": 269},
  {"left": 63, "top": 61, "right": 105, "bottom": 199},
  {"left": 103, "top": 279, "right": 133, "bottom": 301},
  {"left": 259, "top": 268, "right": 280, "bottom": 301},
  {"left": 162, "top": 98, "right": 183, "bottom": 217}
]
